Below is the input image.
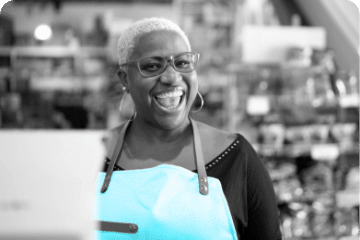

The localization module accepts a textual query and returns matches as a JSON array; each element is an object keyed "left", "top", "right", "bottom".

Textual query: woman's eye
[
  {"left": 142, "top": 63, "right": 162, "bottom": 72},
  {"left": 175, "top": 60, "right": 190, "bottom": 69}
]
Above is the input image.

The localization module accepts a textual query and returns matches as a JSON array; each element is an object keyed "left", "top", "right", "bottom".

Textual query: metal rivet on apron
[
  {"left": 200, "top": 177, "right": 207, "bottom": 183},
  {"left": 200, "top": 185, "right": 208, "bottom": 192},
  {"left": 129, "top": 224, "right": 138, "bottom": 233}
]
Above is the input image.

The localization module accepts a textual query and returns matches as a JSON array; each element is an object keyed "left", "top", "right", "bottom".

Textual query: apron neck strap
[
  {"left": 101, "top": 120, "right": 129, "bottom": 193},
  {"left": 101, "top": 118, "right": 209, "bottom": 195},
  {"left": 190, "top": 118, "right": 209, "bottom": 195}
]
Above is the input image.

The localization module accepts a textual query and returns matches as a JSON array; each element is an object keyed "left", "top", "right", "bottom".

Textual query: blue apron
[{"left": 94, "top": 118, "right": 238, "bottom": 239}]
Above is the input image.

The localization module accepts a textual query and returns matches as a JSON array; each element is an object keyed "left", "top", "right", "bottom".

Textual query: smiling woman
[
  {"left": 118, "top": 28, "right": 198, "bottom": 132},
  {"left": 95, "top": 17, "right": 282, "bottom": 240}
]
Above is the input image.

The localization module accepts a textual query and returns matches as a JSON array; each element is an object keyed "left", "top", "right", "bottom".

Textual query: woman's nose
[{"left": 159, "top": 65, "right": 182, "bottom": 84}]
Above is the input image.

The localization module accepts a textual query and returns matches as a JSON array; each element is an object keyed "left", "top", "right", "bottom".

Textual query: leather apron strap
[
  {"left": 191, "top": 118, "right": 209, "bottom": 195},
  {"left": 100, "top": 118, "right": 209, "bottom": 195},
  {"left": 101, "top": 120, "right": 129, "bottom": 193}
]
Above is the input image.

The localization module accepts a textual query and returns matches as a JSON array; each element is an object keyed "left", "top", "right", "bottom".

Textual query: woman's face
[{"left": 121, "top": 30, "right": 198, "bottom": 130}]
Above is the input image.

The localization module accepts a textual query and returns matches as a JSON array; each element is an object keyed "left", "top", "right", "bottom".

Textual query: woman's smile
[{"left": 153, "top": 88, "right": 186, "bottom": 112}]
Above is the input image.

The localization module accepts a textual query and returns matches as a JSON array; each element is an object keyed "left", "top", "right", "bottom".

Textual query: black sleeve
[{"left": 243, "top": 138, "right": 282, "bottom": 239}]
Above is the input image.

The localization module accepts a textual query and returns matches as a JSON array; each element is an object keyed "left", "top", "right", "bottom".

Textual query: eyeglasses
[{"left": 120, "top": 52, "right": 200, "bottom": 78}]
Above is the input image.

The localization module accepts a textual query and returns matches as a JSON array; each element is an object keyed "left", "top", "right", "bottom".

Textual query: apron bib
[{"left": 94, "top": 118, "right": 238, "bottom": 239}]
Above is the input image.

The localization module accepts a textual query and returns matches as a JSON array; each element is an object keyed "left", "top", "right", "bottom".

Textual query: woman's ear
[{"left": 117, "top": 69, "right": 128, "bottom": 89}]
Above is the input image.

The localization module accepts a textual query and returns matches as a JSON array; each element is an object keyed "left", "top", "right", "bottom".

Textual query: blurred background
[{"left": 0, "top": 0, "right": 359, "bottom": 239}]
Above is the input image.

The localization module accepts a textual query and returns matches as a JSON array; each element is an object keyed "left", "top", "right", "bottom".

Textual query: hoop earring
[
  {"left": 191, "top": 92, "right": 204, "bottom": 113},
  {"left": 119, "top": 89, "right": 137, "bottom": 121}
]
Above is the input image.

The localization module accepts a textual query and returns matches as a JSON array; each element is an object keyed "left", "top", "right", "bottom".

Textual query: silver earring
[
  {"left": 191, "top": 92, "right": 204, "bottom": 113},
  {"left": 119, "top": 89, "right": 137, "bottom": 121}
]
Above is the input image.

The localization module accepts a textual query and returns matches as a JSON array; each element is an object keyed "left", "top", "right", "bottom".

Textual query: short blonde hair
[{"left": 117, "top": 17, "right": 191, "bottom": 66}]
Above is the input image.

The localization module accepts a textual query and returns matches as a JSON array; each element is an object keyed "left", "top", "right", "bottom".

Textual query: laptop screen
[{"left": 0, "top": 130, "right": 106, "bottom": 240}]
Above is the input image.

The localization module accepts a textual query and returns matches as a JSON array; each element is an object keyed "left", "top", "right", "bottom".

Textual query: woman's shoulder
[
  {"left": 194, "top": 120, "right": 239, "bottom": 162},
  {"left": 194, "top": 120, "right": 261, "bottom": 161},
  {"left": 195, "top": 120, "right": 237, "bottom": 141}
]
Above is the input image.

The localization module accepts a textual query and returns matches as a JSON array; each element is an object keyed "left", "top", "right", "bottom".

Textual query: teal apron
[{"left": 94, "top": 118, "right": 238, "bottom": 239}]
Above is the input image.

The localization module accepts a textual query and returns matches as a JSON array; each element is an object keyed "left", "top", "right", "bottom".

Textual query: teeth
[
  {"left": 154, "top": 90, "right": 183, "bottom": 109},
  {"left": 156, "top": 90, "right": 183, "bottom": 99},
  {"left": 164, "top": 104, "right": 179, "bottom": 109}
]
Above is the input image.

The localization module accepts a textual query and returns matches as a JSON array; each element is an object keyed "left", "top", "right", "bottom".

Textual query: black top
[{"left": 102, "top": 134, "right": 282, "bottom": 240}]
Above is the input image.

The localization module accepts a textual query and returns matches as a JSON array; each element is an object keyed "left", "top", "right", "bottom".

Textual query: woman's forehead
[{"left": 132, "top": 30, "right": 190, "bottom": 58}]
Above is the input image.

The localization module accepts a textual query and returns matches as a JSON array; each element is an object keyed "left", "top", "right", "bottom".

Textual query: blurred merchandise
[
  {"left": 227, "top": 53, "right": 358, "bottom": 240},
  {"left": 286, "top": 47, "right": 312, "bottom": 67},
  {"left": 290, "top": 204, "right": 313, "bottom": 238},
  {"left": 335, "top": 207, "right": 359, "bottom": 237},
  {"left": 0, "top": 15, "right": 15, "bottom": 46},
  {"left": 344, "top": 167, "right": 359, "bottom": 191},
  {"left": 311, "top": 194, "right": 336, "bottom": 238},
  {"left": 335, "top": 71, "right": 359, "bottom": 108},
  {"left": 331, "top": 123, "right": 358, "bottom": 143},
  {"left": 300, "top": 163, "right": 333, "bottom": 193},
  {"left": 85, "top": 16, "right": 109, "bottom": 47},
  {"left": 309, "top": 71, "right": 337, "bottom": 108},
  {"left": 274, "top": 177, "right": 303, "bottom": 203},
  {"left": 258, "top": 124, "right": 285, "bottom": 156},
  {"left": 0, "top": 92, "right": 24, "bottom": 128},
  {"left": 0, "top": 46, "right": 110, "bottom": 129}
]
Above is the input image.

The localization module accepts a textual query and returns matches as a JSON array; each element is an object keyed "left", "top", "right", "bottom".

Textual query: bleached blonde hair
[{"left": 117, "top": 17, "right": 191, "bottom": 67}]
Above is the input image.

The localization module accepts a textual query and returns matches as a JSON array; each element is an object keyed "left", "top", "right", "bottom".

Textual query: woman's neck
[
  {"left": 120, "top": 117, "right": 193, "bottom": 164},
  {"left": 128, "top": 117, "right": 192, "bottom": 145}
]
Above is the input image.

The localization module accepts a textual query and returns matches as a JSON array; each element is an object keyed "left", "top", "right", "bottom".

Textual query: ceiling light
[{"left": 34, "top": 24, "right": 53, "bottom": 41}]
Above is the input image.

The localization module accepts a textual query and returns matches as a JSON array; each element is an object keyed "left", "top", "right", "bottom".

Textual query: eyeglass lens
[{"left": 138, "top": 53, "right": 197, "bottom": 77}]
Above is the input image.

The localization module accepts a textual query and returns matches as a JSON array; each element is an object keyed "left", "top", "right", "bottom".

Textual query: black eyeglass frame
[{"left": 120, "top": 52, "right": 200, "bottom": 78}]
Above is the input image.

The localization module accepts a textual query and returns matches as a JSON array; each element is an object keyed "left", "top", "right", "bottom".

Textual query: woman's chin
[{"left": 152, "top": 113, "right": 189, "bottom": 131}]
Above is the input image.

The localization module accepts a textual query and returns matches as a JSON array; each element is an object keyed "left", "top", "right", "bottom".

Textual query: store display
[
  {"left": 0, "top": 46, "right": 110, "bottom": 129},
  {"left": 228, "top": 54, "right": 358, "bottom": 240}
]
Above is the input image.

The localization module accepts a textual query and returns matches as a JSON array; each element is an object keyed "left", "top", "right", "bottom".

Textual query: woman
[{"left": 96, "top": 17, "right": 281, "bottom": 240}]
